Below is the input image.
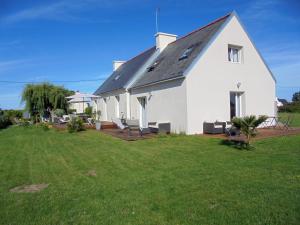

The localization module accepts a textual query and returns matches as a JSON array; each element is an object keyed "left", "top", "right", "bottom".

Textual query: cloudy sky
[{"left": 0, "top": 0, "right": 299, "bottom": 109}]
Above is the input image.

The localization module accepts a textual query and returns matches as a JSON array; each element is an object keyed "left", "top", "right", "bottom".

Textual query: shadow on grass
[{"left": 219, "top": 139, "right": 254, "bottom": 150}]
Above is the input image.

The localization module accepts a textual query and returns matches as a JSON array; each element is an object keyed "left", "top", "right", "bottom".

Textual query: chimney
[
  {"left": 113, "top": 60, "right": 126, "bottom": 71},
  {"left": 155, "top": 32, "right": 177, "bottom": 52}
]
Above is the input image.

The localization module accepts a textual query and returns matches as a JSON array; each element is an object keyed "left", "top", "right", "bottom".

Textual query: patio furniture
[
  {"left": 224, "top": 121, "right": 241, "bottom": 137},
  {"left": 113, "top": 118, "right": 128, "bottom": 130},
  {"left": 261, "top": 116, "right": 280, "bottom": 128},
  {"left": 62, "top": 115, "right": 70, "bottom": 122},
  {"left": 203, "top": 122, "right": 226, "bottom": 134},
  {"left": 278, "top": 115, "right": 293, "bottom": 130},
  {"left": 87, "top": 118, "right": 94, "bottom": 125},
  {"left": 126, "top": 119, "right": 142, "bottom": 136},
  {"left": 53, "top": 117, "right": 68, "bottom": 124},
  {"left": 148, "top": 122, "right": 159, "bottom": 133},
  {"left": 158, "top": 122, "right": 171, "bottom": 134}
]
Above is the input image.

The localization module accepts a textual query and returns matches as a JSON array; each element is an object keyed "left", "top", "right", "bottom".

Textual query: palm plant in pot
[
  {"left": 232, "top": 115, "right": 268, "bottom": 148},
  {"left": 93, "top": 110, "right": 102, "bottom": 130}
]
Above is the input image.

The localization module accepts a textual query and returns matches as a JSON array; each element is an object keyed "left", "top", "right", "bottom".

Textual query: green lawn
[
  {"left": 279, "top": 112, "right": 300, "bottom": 127},
  {"left": 0, "top": 126, "right": 299, "bottom": 225}
]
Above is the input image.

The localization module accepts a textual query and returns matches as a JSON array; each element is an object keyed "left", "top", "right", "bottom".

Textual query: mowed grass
[
  {"left": 0, "top": 126, "right": 299, "bottom": 225},
  {"left": 279, "top": 112, "right": 300, "bottom": 127}
]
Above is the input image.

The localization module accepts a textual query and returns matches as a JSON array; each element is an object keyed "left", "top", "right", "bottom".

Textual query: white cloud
[{"left": 0, "top": 0, "right": 137, "bottom": 24}]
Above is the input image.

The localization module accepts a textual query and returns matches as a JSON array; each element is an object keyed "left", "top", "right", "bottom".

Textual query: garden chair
[
  {"left": 126, "top": 119, "right": 142, "bottom": 136},
  {"left": 278, "top": 115, "right": 293, "bottom": 130},
  {"left": 113, "top": 118, "right": 128, "bottom": 130}
]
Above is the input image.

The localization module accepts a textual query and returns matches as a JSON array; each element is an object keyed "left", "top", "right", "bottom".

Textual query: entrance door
[
  {"left": 230, "top": 92, "right": 243, "bottom": 119},
  {"left": 138, "top": 97, "right": 147, "bottom": 128}
]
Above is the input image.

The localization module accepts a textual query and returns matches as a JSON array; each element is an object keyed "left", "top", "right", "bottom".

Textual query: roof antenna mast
[{"left": 156, "top": 7, "right": 160, "bottom": 34}]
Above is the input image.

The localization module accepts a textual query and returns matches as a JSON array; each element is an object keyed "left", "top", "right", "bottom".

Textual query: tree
[
  {"left": 21, "top": 83, "right": 74, "bottom": 121},
  {"left": 232, "top": 115, "right": 267, "bottom": 147},
  {"left": 292, "top": 91, "right": 300, "bottom": 103}
]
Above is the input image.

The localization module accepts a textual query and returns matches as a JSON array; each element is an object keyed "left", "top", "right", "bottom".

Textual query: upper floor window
[{"left": 228, "top": 45, "right": 242, "bottom": 63}]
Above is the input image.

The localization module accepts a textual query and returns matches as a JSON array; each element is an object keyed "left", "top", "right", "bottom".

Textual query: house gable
[{"left": 184, "top": 12, "right": 276, "bottom": 134}]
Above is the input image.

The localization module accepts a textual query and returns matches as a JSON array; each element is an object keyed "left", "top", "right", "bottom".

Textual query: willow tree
[{"left": 22, "top": 83, "right": 74, "bottom": 120}]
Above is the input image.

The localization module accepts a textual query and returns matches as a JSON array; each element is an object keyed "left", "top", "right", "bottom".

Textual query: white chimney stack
[
  {"left": 113, "top": 60, "right": 126, "bottom": 71},
  {"left": 155, "top": 32, "right": 177, "bottom": 52}
]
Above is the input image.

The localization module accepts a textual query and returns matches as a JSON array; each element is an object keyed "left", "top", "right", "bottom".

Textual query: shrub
[
  {"left": 85, "top": 106, "right": 93, "bottom": 117},
  {"left": 278, "top": 103, "right": 300, "bottom": 113},
  {"left": 3, "top": 110, "right": 23, "bottom": 119},
  {"left": 67, "top": 108, "right": 76, "bottom": 114},
  {"left": 67, "top": 117, "right": 85, "bottom": 133},
  {"left": 54, "top": 109, "right": 65, "bottom": 117},
  {"left": 0, "top": 115, "right": 12, "bottom": 129},
  {"left": 232, "top": 115, "right": 267, "bottom": 148},
  {"left": 19, "top": 118, "right": 32, "bottom": 127}
]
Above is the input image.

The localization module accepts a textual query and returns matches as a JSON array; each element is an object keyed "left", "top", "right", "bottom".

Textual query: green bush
[
  {"left": 278, "top": 103, "right": 300, "bottom": 113},
  {"left": 54, "top": 109, "right": 65, "bottom": 117},
  {"left": 0, "top": 115, "right": 12, "bottom": 129},
  {"left": 3, "top": 110, "right": 23, "bottom": 119},
  {"left": 19, "top": 118, "right": 32, "bottom": 127},
  {"left": 85, "top": 106, "right": 93, "bottom": 117},
  {"left": 67, "top": 108, "right": 76, "bottom": 114},
  {"left": 67, "top": 117, "right": 85, "bottom": 133}
]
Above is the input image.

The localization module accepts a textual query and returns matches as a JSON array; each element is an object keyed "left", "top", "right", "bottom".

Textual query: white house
[{"left": 93, "top": 11, "right": 276, "bottom": 134}]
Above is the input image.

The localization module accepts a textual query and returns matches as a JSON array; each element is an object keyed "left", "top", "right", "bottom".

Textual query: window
[
  {"left": 179, "top": 46, "right": 193, "bottom": 60},
  {"left": 114, "top": 75, "right": 120, "bottom": 80},
  {"left": 147, "top": 59, "right": 163, "bottom": 72},
  {"left": 228, "top": 45, "right": 242, "bottom": 63}
]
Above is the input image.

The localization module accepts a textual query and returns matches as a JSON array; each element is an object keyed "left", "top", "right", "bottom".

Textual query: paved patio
[{"left": 101, "top": 128, "right": 157, "bottom": 141}]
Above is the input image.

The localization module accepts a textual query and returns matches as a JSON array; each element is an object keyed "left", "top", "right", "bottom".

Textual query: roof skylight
[
  {"left": 114, "top": 75, "right": 120, "bottom": 80},
  {"left": 147, "top": 60, "right": 160, "bottom": 72},
  {"left": 179, "top": 46, "right": 194, "bottom": 61}
]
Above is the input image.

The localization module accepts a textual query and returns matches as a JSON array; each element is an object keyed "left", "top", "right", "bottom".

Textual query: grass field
[
  {"left": 279, "top": 112, "right": 300, "bottom": 127},
  {"left": 0, "top": 126, "right": 299, "bottom": 225}
]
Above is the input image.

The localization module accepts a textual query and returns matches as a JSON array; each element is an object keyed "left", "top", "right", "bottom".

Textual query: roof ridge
[{"left": 169, "top": 12, "right": 232, "bottom": 45}]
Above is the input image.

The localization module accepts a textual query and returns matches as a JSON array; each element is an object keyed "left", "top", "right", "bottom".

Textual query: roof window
[
  {"left": 179, "top": 46, "right": 194, "bottom": 61},
  {"left": 147, "top": 60, "right": 161, "bottom": 72},
  {"left": 114, "top": 75, "right": 120, "bottom": 80}
]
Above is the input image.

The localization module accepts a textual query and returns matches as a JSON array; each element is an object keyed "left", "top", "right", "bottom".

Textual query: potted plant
[{"left": 93, "top": 110, "right": 102, "bottom": 130}]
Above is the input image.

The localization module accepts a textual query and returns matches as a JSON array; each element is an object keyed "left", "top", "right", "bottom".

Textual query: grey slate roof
[
  {"left": 132, "top": 14, "right": 230, "bottom": 88},
  {"left": 94, "top": 13, "right": 230, "bottom": 94},
  {"left": 94, "top": 47, "right": 156, "bottom": 94}
]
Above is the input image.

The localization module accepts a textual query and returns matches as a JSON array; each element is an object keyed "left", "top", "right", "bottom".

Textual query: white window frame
[{"left": 228, "top": 45, "right": 243, "bottom": 63}]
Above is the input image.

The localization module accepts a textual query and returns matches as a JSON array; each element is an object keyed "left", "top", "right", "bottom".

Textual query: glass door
[
  {"left": 138, "top": 97, "right": 147, "bottom": 128},
  {"left": 230, "top": 92, "right": 243, "bottom": 119}
]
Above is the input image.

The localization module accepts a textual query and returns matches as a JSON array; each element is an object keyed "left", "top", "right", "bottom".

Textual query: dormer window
[{"left": 228, "top": 45, "right": 242, "bottom": 63}]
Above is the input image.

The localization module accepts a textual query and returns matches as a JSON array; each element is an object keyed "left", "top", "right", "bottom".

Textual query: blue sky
[{"left": 0, "top": 0, "right": 299, "bottom": 109}]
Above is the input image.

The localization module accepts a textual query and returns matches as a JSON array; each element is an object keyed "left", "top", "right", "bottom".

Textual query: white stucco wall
[
  {"left": 94, "top": 89, "right": 128, "bottom": 121},
  {"left": 185, "top": 15, "right": 276, "bottom": 134},
  {"left": 130, "top": 78, "right": 187, "bottom": 133}
]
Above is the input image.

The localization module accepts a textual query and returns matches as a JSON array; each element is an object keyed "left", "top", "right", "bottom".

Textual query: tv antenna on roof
[{"left": 156, "top": 7, "right": 160, "bottom": 33}]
